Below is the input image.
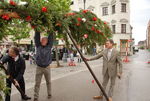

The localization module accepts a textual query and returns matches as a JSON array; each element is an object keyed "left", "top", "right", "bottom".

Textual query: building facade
[
  {"left": 71, "top": 0, "right": 133, "bottom": 55},
  {"left": 146, "top": 20, "right": 150, "bottom": 49}
]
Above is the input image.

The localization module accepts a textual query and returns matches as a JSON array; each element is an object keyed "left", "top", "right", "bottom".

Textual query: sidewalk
[
  {"left": 11, "top": 63, "right": 101, "bottom": 101},
  {"left": 11, "top": 57, "right": 103, "bottom": 95}
]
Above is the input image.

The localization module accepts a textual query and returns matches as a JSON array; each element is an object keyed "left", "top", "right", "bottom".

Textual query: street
[{"left": 11, "top": 50, "right": 150, "bottom": 101}]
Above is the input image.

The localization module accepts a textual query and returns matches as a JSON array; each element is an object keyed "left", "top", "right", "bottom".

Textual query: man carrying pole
[
  {"left": 1, "top": 46, "right": 31, "bottom": 101},
  {"left": 85, "top": 39, "right": 123, "bottom": 101}
]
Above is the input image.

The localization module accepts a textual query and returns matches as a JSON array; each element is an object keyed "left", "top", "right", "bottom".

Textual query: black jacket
[
  {"left": 34, "top": 31, "right": 53, "bottom": 67},
  {"left": 2, "top": 55, "right": 26, "bottom": 81}
]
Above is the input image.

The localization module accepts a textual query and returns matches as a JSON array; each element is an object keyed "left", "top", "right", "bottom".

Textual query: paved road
[
  {"left": 11, "top": 50, "right": 150, "bottom": 101},
  {"left": 11, "top": 57, "right": 102, "bottom": 95},
  {"left": 125, "top": 50, "right": 150, "bottom": 101}
]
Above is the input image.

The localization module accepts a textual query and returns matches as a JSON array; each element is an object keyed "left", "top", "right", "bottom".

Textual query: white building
[{"left": 71, "top": 0, "right": 133, "bottom": 55}]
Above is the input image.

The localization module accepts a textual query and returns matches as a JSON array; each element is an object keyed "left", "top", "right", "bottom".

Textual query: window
[
  {"left": 121, "top": 24, "right": 126, "bottom": 33},
  {"left": 121, "top": 3, "right": 126, "bottom": 12},
  {"left": 87, "top": 6, "right": 95, "bottom": 12},
  {"left": 102, "top": 7, "right": 108, "bottom": 16},
  {"left": 91, "top": 8, "right": 94, "bottom": 11},
  {"left": 112, "top": 25, "right": 116, "bottom": 33},
  {"left": 89, "top": 8, "right": 94, "bottom": 12},
  {"left": 112, "top": 5, "right": 115, "bottom": 14}
]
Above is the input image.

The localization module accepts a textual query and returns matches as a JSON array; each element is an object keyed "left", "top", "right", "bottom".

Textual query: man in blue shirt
[{"left": 34, "top": 31, "right": 53, "bottom": 101}]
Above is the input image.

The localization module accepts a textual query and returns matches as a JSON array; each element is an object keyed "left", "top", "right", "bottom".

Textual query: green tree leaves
[{"left": 6, "top": 19, "right": 31, "bottom": 43}]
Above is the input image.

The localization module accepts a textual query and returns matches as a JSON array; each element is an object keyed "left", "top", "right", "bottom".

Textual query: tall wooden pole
[{"left": 65, "top": 28, "right": 109, "bottom": 101}]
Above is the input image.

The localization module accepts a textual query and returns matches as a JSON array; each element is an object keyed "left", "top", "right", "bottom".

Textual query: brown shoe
[
  {"left": 109, "top": 97, "right": 112, "bottom": 101},
  {"left": 93, "top": 96, "right": 103, "bottom": 99},
  {"left": 47, "top": 95, "right": 52, "bottom": 99},
  {"left": 33, "top": 98, "right": 38, "bottom": 101}
]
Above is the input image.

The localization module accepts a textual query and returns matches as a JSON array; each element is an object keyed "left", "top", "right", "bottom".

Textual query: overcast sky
[{"left": 130, "top": 0, "right": 150, "bottom": 44}]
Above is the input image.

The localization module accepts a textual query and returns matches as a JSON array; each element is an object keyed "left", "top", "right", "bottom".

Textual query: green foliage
[
  {"left": 57, "top": 10, "right": 112, "bottom": 46},
  {"left": 0, "top": 69, "right": 10, "bottom": 101},
  {"left": 139, "top": 46, "right": 145, "bottom": 49},
  {"left": 0, "top": 18, "right": 10, "bottom": 40},
  {"left": 0, "top": 0, "right": 71, "bottom": 32},
  {"left": 0, "top": 0, "right": 112, "bottom": 46},
  {"left": 6, "top": 19, "right": 31, "bottom": 42}
]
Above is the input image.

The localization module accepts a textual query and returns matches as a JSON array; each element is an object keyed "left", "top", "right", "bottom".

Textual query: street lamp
[{"left": 83, "top": 0, "right": 86, "bottom": 9}]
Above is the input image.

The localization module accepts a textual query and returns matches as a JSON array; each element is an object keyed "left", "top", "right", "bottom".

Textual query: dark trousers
[{"left": 5, "top": 78, "right": 25, "bottom": 101}]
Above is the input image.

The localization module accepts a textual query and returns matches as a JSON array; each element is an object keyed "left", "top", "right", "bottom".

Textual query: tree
[
  {"left": 0, "top": 17, "right": 10, "bottom": 40},
  {"left": 0, "top": 0, "right": 112, "bottom": 46},
  {"left": 6, "top": 19, "right": 31, "bottom": 45},
  {"left": 0, "top": 69, "right": 10, "bottom": 101}
]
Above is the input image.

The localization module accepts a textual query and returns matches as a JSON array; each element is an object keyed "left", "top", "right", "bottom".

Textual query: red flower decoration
[
  {"left": 70, "top": 13, "right": 76, "bottom": 16},
  {"left": 96, "top": 30, "right": 101, "bottom": 34},
  {"left": 65, "top": 13, "right": 76, "bottom": 17},
  {"left": 128, "top": 40, "right": 132, "bottom": 42},
  {"left": 76, "top": 23, "right": 80, "bottom": 26},
  {"left": 93, "top": 17, "right": 97, "bottom": 21},
  {"left": 69, "top": 13, "right": 76, "bottom": 16},
  {"left": 72, "top": 13, "right": 76, "bottom": 15},
  {"left": 10, "top": 0, "right": 16, "bottom": 6},
  {"left": 42, "top": 7, "right": 47, "bottom": 12},
  {"left": 77, "top": 18, "right": 82, "bottom": 22},
  {"left": 84, "top": 34, "right": 88, "bottom": 38},
  {"left": 104, "top": 22, "right": 107, "bottom": 24},
  {"left": 2, "top": 14, "right": 10, "bottom": 20},
  {"left": 26, "top": 16, "right": 31, "bottom": 21},
  {"left": 91, "top": 26, "right": 95, "bottom": 31},
  {"left": 83, "top": 10, "right": 88, "bottom": 13},
  {"left": 31, "top": 25, "right": 36, "bottom": 29}
]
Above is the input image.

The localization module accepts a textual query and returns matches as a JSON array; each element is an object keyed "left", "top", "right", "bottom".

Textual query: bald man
[{"left": 33, "top": 31, "right": 53, "bottom": 101}]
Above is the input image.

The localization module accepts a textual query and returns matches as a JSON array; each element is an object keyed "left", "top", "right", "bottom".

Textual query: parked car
[{"left": 133, "top": 46, "right": 139, "bottom": 52}]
